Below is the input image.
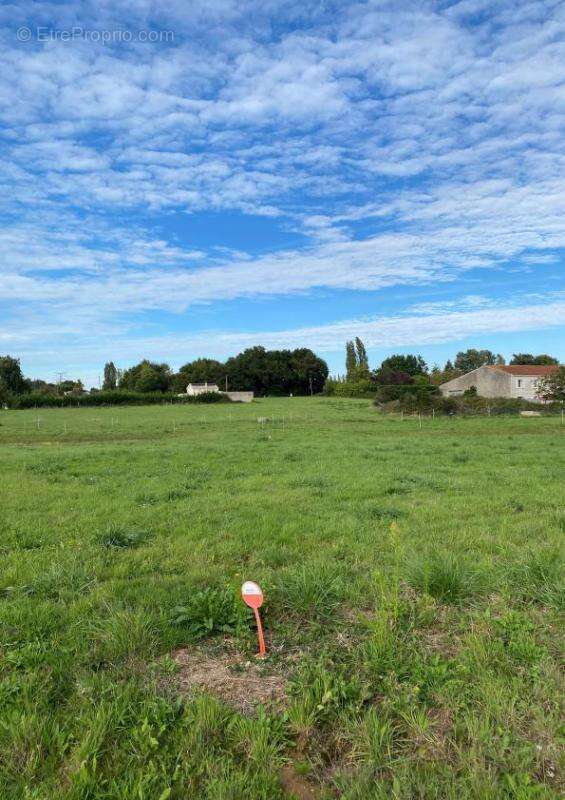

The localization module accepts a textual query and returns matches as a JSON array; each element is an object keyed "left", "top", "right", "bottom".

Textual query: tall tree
[
  {"left": 225, "top": 346, "right": 328, "bottom": 395},
  {"left": 380, "top": 354, "right": 427, "bottom": 376},
  {"left": 454, "top": 349, "right": 504, "bottom": 373},
  {"left": 119, "top": 360, "right": 172, "bottom": 392},
  {"left": 172, "top": 358, "right": 225, "bottom": 392},
  {"left": 103, "top": 361, "right": 118, "bottom": 390},
  {"left": 345, "top": 341, "right": 358, "bottom": 380},
  {"left": 290, "top": 348, "right": 329, "bottom": 395},
  {"left": 355, "top": 337, "right": 370, "bottom": 377},
  {"left": 510, "top": 353, "right": 559, "bottom": 365},
  {"left": 0, "top": 355, "right": 27, "bottom": 395}
]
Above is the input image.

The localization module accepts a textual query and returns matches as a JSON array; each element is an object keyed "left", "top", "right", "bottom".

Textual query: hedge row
[
  {"left": 377, "top": 394, "right": 561, "bottom": 415},
  {"left": 6, "top": 390, "right": 231, "bottom": 409},
  {"left": 324, "top": 381, "right": 440, "bottom": 400},
  {"left": 374, "top": 384, "right": 438, "bottom": 402}
]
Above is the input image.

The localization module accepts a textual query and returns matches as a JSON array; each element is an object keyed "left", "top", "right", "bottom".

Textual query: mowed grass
[{"left": 0, "top": 398, "right": 563, "bottom": 799}]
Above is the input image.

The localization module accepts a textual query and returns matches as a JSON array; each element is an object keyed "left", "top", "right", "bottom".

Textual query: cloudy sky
[{"left": 1, "top": 0, "right": 564, "bottom": 385}]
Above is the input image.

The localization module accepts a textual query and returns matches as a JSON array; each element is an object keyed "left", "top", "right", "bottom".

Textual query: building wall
[
  {"left": 509, "top": 375, "right": 542, "bottom": 401},
  {"left": 186, "top": 383, "right": 220, "bottom": 396},
  {"left": 224, "top": 391, "right": 254, "bottom": 403},
  {"left": 439, "top": 366, "right": 510, "bottom": 398}
]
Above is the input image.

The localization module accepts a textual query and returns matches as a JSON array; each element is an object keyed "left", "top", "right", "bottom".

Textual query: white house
[
  {"left": 185, "top": 382, "right": 254, "bottom": 403},
  {"left": 186, "top": 382, "right": 220, "bottom": 396},
  {"left": 439, "top": 365, "right": 559, "bottom": 402}
]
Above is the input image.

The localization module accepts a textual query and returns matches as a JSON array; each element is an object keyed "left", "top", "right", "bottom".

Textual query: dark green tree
[
  {"left": 355, "top": 337, "right": 370, "bottom": 377},
  {"left": 454, "top": 349, "right": 503, "bottom": 373},
  {"left": 509, "top": 353, "right": 559, "bottom": 365},
  {"left": 27, "top": 379, "right": 56, "bottom": 395},
  {"left": 345, "top": 341, "right": 358, "bottom": 380},
  {"left": 373, "top": 366, "right": 412, "bottom": 385},
  {"left": 290, "top": 348, "right": 329, "bottom": 394},
  {"left": 0, "top": 356, "right": 27, "bottom": 395},
  {"left": 119, "top": 360, "right": 172, "bottom": 392},
  {"left": 103, "top": 361, "right": 118, "bottom": 390},
  {"left": 172, "top": 358, "right": 225, "bottom": 393},
  {"left": 225, "top": 347, "right": 328, "bottom": 395},
  {"left": 380, "top": 354, "right": 427, "bottom": 376}
]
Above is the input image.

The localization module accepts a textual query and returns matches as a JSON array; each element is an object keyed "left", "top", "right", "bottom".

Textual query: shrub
[
  {"left": 171, "top": 587, "right": 243, "bottom": 638},
  {"left": 377, "top": 393, "right": 562, "bottom": 415},
  {"left": 374, "top": 384, "right": 438, "bottom": 404},
  {"left": 325, "top": 379, "right": 375, "bottom": 398},
  {"left": 9, "top": 390, "right": 231, "bottom": 409}
]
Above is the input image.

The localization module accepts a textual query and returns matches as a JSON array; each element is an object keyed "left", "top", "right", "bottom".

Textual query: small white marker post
[{"left": 241, "top": 581, "right": 266, "bottom": 658}]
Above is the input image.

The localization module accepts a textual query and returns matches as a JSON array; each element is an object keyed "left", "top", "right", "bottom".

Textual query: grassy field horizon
[{"left": 1, "top": 398, "right": 563, "bottom": 798}]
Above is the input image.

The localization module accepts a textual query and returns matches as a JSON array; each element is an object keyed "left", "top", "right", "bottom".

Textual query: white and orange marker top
[{"left": 241, "top": 581, "right": 266, "bottom": 657}]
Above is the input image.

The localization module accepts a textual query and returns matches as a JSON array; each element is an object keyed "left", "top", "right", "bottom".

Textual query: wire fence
[{"left": 0, "top": 402, "right": 562, "bottom": 445}]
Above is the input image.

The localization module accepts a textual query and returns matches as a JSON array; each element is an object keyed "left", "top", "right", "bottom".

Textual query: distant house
[
  {"left": 439, "top": 365, "right": 560, "bottom": 402},
  {"left": 186, "top": 382, "right": 220, "bottom": 396},
  {"left": 185, "top": 382, "right": 254, "bottom": 403}
]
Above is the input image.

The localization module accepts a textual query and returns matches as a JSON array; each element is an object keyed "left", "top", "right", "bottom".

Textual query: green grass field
[{"left": 1, "top": 398, "right": 563, "bottom": 799}]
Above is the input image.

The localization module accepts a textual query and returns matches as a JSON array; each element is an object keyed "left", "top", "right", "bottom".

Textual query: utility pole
[
  {"left": 225, "top": 375, "right": 228, "bottom": 392},
  {"left": 55, "top": 372, "right": 65, "bottom": 395}
]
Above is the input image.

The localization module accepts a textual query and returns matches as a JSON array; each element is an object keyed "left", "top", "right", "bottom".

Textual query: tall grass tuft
[
  {"left": 511, "top": 548, "right": 564, "bottom": 610},
  {"left": 98, "top": 523, "right": 149, "bottom": 549},
  {"left": 408, "top": 552, "right": 487, "bottom": 604},
  {"left": 272, "top": 562, "right": 347, "bottom": 623}
]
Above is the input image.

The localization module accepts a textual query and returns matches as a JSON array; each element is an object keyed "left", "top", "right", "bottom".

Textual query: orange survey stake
[{"left": 241, "top": 580, "right": 266, "bottom": 657}]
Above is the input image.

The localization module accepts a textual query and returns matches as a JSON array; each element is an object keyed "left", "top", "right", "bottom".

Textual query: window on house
[{"left": 517, "top": 379, "right": 522, "bottom": 388}]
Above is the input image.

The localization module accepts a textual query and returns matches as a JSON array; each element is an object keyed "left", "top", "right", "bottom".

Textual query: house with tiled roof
[{"left": 439, "top": 364, "right": 560, "bottom": 402}]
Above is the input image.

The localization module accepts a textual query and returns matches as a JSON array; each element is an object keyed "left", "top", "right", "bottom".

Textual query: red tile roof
[{"left": 488, "top": 365, "right": 560, "bottom": 376}]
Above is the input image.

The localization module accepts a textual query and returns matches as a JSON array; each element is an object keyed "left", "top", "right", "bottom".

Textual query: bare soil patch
[
  {"left": 170, "top": 645, "right": 287, "bottom": 714},
  {"left": 279, "top": 764, "right": 321, "bottom": 799}
]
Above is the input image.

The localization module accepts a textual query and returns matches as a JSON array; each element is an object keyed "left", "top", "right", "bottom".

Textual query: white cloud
[
  {"left": 10, "top": 293, "right": 565, "bottom": 386},
  {"left": 0, "top": 0, "right": 564, "bottom": 377}
]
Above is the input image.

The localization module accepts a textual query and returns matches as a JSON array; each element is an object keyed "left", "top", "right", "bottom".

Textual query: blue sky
[{"left": 1, "top": 0, "right": 564, "bottom": 386}]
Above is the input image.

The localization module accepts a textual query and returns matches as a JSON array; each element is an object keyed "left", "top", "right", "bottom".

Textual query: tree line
[
  {"left": 326, "top": 342, "right": 563, "bottom": 402},
  {"left": 0, "top": 346, "right": 329, "bottom": 402},
  {"left": 1, "top": 344, "right": 562, "bottom": 407},
  {"left": 109, "top": 347, "right": 328, "bottom": 396}
]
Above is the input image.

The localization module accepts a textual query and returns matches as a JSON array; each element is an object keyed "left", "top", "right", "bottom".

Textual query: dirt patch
[
  {"left": 279, "top": 764, "right": 321, "bottom": 799},
  {"left": 170, "top": 646, "right": 287, "bottom": 714}
]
